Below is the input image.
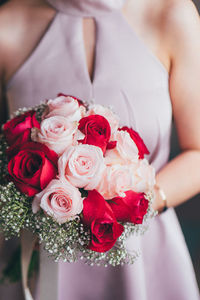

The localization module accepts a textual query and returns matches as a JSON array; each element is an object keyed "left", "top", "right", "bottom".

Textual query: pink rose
[
  {"left": 119, "top": 126, "right": 149, "bottom": 159},
  {"left": 44, "top": 95, "right": 86, "bottom": 122},
  {"left": 31, "top": 116, "right": 77, "bottom": 155},
  {"left": 57, "top": 93, "right": 85, "bottom": 107},
  {"left": 58, "top": 144, "right": 105, "bottom": 190},
  {"left": 32, "top": 178, "right": 83, "bottom": 224},
  {"left": 96, "top": 165, "right": 135, "bottom": 199},
  {"left": 87, "top": 104, "right": 119, "bottom": 139},
  {"left": 96, "top": 160, "right": 155, "bottom": 200},
  {"left": 105, "top": 130, "right": 139, "bottom": 166},
  {"left": 131, "top": 159, "right": 156, "bottom": 193}
]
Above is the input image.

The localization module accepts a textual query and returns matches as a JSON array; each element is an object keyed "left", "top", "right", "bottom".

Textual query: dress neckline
[{"left": 46, "top": 0, "right": 127, "bottom": 17}]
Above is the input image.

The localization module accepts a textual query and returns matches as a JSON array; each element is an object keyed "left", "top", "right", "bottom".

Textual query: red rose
[
  {"left": 119, "top": 127, "right": 149, "bottom": 159},
  {"left": 82, "top": 190, "right": 124, "bottom": 252},
  {"left": 6, "top": 128, "right": 31, "bottom": 159},
  {"left": 7, "top": 142, "right": 58, "bottom": 197},
  {"left": 108, "top": 191, "right": 149, "bottom": 224},
  {"left": 3, "top": 110, "right": 40, "bottom": 145},
  {"left": 57, "top": 93, "right": 85, "bottom": 107},
  {"left": 78, "top": 115, "right": 111, "bottom": 153}
]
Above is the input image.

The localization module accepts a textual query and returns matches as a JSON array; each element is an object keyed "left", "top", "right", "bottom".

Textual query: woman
[{"left": 0, "top": 0, "right": 200, "bottom": 299}]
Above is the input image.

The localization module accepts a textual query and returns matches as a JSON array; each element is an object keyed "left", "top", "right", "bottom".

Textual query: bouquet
[{"left": 0, "top": 93, "right": 156, "bottom": 267}]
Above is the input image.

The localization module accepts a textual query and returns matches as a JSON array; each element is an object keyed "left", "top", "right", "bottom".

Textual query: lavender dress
[{"left": 5, "top": 0, "right": 199, "bottom": 299}]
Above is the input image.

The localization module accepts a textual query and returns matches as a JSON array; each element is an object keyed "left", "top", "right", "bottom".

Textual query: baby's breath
[
  {"left": 0, "top": 104, "right": 156, "bottom": 266},
  {"left": 0, "top": 182, "right": 30, "bottom": 238}
]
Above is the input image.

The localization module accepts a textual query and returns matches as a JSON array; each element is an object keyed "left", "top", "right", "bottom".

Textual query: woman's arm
[{"left": 153, "top": 0, "right": 200, "bottom": 211}]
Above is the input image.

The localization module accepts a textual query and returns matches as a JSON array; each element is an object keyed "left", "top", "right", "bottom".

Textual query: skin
[{"left": 0, "top": 0, "right": 200, "bottom": 212}]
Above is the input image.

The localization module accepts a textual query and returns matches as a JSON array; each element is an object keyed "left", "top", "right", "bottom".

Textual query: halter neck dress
[{"left": 5, "top": 0, "right": 199, "bottom": 299}]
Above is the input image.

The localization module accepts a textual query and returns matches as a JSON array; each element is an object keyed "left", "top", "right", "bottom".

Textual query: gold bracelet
[{"left": 154, "top": 184, "right": 168, "bottom": 213}]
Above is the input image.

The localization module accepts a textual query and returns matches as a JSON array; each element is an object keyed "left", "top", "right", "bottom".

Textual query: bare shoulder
[
  {"left": 0, "top": 0, "right": 55, "bottom": 82},
  {"left": 160, "top": 0, "right": 200, "bottom": 59},
  {"left": 0, "top": 0, "right": 55, "bottom": 44},
  {"left": 123, "top": 0, "right": 200, "bottom": 71},
  {"left": 163, "top": 0, "right": 199, "bottom": 26}
]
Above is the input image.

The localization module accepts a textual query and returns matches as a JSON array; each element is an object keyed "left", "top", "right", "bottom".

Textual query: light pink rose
[
  {"left": 44, "top": 95, "right": 86, "bottom": 122},
  {"left": 131, "top": 159, "right": 156, "bottom": 193},
  {"left": 32, "top": 178, "right": 83, "bottom": 223},
  {"left": 31, "top": 116, "right": 77, "bottom": 155},
  {"left": 87, "top": 104, "right": 119, "bottom": 139},
  {"left": 105, "top": 130, "right": 139, "bottom": 165},
  {"left": 96, "top": 159, "right": 155, "bottom": 199},
  {"left": 96, "top": 164, "right": 135, "bottom": 199},
  {"left": 58, "top": 144, "right": 105, "bottom": 190}
]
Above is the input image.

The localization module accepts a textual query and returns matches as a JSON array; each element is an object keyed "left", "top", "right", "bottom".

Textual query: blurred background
[
  {"left": 172, "top": 0, "right": 200, "bottom": 289},
  {"left": 0, "top": 0, "right": 199, "bottom": 293}
]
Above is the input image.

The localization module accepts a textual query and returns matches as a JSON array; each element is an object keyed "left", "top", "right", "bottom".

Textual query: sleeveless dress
[{"left": 4, "top": 0, "right": 200, "bottom": 299}]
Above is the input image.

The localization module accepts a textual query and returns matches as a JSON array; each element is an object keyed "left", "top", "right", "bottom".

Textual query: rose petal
[
  {"left": 15, "top": 181, "right": 40, "bottom": 197},
  {"left": 82, "top": 190, "right": 106, "bottom": 226},
  {"left": 40, "top": 158, "right": 57, "bottom": 189},
  {"left": 108, "top": 197, "right": 130, "bottom": 222}
]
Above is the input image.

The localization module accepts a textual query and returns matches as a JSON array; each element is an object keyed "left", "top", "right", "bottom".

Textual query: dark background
[
  {"left": 172, "top": 129, "right": 200, "bottom": 288},
  {"left": 0, "top": 0, "right": 199, "bottom": 291}
]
